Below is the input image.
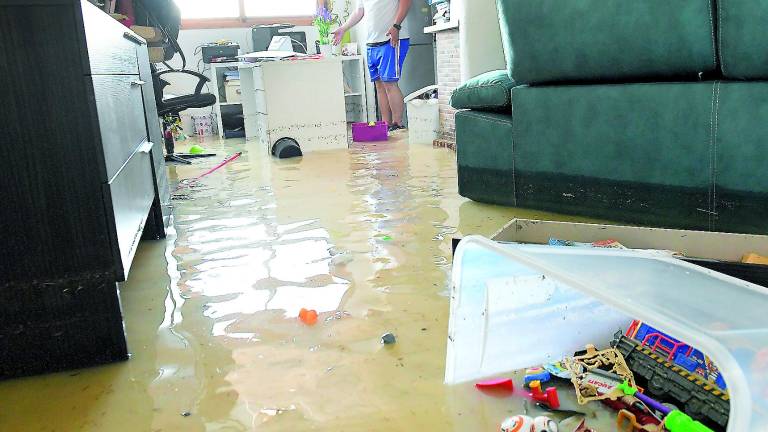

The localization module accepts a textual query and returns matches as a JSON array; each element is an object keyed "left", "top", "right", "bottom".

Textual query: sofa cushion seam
[
  {"left": 458, "top": 112, "right": 513, "bottom": 125},
  {"left": 452, "top": 83, "right": 513, "bottom": 110},
  {"left": 709, "top": 0, "right": 718, "bottom": 70},
  {"left": 713, "top": 81, "right": 720, "bottom": 229},
  {"left": 718, "top": 0, "right": 726, "bottom": 75}
]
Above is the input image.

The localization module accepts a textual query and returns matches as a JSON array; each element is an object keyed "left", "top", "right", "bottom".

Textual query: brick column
[{"left": 435, "top": 28, "right": 460, "bottom": 150}]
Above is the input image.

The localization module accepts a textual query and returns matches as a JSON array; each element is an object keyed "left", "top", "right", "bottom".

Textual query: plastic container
[
  {"left": 191, "top": 114, "right": 214, "bottom": 137},
  {"left": 448, "top": 236, "right": 768, "bottom": 431},
  {"left": 224, "top": 80, "right": 241, "bottom": 103},
  {"left": 352, "top": 121, "right": 388, "bottom": 142},
  {"left": 404, "top": 85, "right": 439, "bottom": 144}
]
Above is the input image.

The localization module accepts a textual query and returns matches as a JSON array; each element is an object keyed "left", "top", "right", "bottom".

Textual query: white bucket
[{"left": 405, "top": 85, "right": 439, "bottom": 145}]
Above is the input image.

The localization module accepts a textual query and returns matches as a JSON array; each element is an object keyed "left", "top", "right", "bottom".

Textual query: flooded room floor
[{"left": 0, "top": 135, "right": 597, "bottom": 431}]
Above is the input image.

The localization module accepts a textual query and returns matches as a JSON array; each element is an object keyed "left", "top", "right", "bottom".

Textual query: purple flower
[{"left": 316, "top": 6, "right": 332, "bottom": 21}]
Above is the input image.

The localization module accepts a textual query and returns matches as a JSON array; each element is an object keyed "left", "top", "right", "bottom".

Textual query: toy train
[
  {"left": 611, "top": 328, "right": 730, "bottom": 430},
  {"left": 625, "top": 320, "right": 727, "bottom": 390}
]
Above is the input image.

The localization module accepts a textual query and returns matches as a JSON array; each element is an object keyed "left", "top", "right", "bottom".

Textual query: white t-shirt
[{"left": 359, "top": 0, "right": 410, "bottom": 44}]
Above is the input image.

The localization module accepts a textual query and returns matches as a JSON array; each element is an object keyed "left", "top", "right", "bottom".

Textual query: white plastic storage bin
[
  {"left": 448, "top": 234, "right": 768, "bottom": 431},
  {"left": 404, "top": 85, "right": 439, "bottom": 144}
]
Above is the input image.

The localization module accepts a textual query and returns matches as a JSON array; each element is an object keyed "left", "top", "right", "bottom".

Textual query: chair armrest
[{"left": 154, "top": 69, "right": 210, "bottom": 95}]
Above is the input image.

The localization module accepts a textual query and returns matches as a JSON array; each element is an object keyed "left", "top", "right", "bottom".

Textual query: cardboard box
[
  {"left": 492, "top": 219, "right": 768, "bottom": 262},
  {"left": 148, "top": 47, "right": 165, "bottom": 63},
  {"left": 130, "top": 25, "right": 163, "bottom": 43}
]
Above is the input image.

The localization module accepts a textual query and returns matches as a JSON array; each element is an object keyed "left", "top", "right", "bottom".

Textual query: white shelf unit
[
  {"left": 208, "top": 62, "right": 247, "bottom": 139},
  {"left": 341, "top": 56, "right": 368, "bottom": 123}
]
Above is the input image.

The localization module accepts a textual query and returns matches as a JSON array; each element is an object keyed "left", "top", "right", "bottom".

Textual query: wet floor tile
[{"left": 0, "top": 136, "right": 596, "bottom": 431}]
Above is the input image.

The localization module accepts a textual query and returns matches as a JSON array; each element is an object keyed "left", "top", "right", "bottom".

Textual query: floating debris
[
  {"left": 298, "top": 308, "right": 318, "bottom": 325},
  {"left": 324, "top": 310, "right": 351, "bottom": 322}
]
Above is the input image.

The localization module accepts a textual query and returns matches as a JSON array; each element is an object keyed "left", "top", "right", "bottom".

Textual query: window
[
  {"left": 175, "top": 0, "right": 239, "bottom": 19},
  {"left": 176, "top": 0, "right": 320, "bottom": 28},
  {"left": 244, "top": 0, "right": 317, "bottom": 18}
]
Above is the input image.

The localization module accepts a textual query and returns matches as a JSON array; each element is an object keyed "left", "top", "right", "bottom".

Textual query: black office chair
[
  {"left": 132, "top": 0, "right": 217, "bottom": 164},
  {"left": 152, "top": 69, "right": 217, "bottom": 164}
]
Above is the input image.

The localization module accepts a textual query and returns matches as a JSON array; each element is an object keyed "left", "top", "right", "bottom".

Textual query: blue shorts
[{"left": 367, "top": 39, "right": 410, "bottom": 82}]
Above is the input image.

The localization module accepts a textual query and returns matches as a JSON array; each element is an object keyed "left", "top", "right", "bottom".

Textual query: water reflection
[{"left": 0, "top": 136, "right": 581, "bottom": 431}]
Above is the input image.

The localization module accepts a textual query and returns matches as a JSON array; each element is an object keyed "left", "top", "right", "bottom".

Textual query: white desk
[{"left": 239, "top": 58, "right": 348, "bottom": 154}]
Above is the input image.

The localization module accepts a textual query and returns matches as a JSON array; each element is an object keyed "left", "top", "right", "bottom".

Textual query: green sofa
[{"left": 454, "top": 0, "right": 768, "bottom": 234}]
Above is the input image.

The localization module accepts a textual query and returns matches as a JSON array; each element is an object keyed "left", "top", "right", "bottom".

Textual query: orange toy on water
[{"left": 299, "top": 308, "right": 318, "bottom": 325}]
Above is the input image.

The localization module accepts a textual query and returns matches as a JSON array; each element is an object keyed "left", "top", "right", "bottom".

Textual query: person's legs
[
  {"left": 375, "top": 80, "right": 393, "bottom": 124},
  {"left": 378, "top": 39, "right": 410, "bottom": 128},
  {"left": 382, "top": 82, "right": 404, "bottom": 125},
  {"left": 367, "top": 45, "right": 392, "bottom": 123}
]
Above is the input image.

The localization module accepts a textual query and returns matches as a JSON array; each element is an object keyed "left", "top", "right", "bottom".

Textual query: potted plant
[{"left": 314, "top": 3, "right": 339, "bottom": 56}]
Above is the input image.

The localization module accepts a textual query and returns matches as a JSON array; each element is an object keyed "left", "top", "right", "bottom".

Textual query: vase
[{"left": 319, "top": 44, "right": 333, "bottom": 57}]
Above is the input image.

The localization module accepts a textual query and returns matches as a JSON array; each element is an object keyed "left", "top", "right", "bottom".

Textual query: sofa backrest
[
  {"left": 717, "top": 0, "right": 768, "bottom": 80},
  {"left": 496, "top": 0, "right": 718, "bottom": 84}
]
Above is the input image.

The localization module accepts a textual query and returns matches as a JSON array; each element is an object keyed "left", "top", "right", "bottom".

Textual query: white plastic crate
[
  {"left": 447, "top": 224, "right": 768, "bottom": 431},
  {"left": 405, "top": 85, "right": 439, "bottom": 145}
]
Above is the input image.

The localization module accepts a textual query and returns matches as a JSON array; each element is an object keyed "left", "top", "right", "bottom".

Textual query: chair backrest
[{"left": 132, "top": 0, "right": 182, "bottom": 64}]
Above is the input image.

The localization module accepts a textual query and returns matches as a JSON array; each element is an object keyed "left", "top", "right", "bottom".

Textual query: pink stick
[{"left": 175, "top": 152, "right": 243, "bottom": 191}]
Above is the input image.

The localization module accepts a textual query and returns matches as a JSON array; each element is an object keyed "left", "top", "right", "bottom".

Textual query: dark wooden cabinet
[{"left": 0, "top": 0, "right": 171, "bottom": 379}]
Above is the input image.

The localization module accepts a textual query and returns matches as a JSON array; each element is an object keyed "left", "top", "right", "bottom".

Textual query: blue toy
[{"left": 524, "top": 367, "right": 552, "bottom": 386}]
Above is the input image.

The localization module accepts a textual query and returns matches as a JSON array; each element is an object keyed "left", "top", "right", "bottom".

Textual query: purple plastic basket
[{"left": 352, "top": 121, "right": 388, "bottom": 142}]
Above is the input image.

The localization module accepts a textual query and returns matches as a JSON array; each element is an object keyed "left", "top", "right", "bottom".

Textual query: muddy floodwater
[{"left": 0, "top": 136, "right": 613, "bottom": 431}]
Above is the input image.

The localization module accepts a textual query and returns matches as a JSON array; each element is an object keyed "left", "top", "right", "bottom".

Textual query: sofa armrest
[{"left": 450, "top": 70, "right": 515, "bottom": 112}]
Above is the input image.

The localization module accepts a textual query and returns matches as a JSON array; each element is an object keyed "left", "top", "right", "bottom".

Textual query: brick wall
[{"left": 435, "top": 28, "right": 460, "bottom": 146}]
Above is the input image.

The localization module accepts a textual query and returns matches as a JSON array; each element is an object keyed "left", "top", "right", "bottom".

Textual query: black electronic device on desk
[{"left": 202, "top": 43, "right": 240, "bottom": 63}]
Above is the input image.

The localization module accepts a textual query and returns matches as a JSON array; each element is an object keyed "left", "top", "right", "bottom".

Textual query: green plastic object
[
  {"left": 665, "top": 410, "right": 714, "bottom": 432},
  {"left": 189, "top": 145, "right": 204, "bottom": 155},
  {"left": 615, "top": 381, "right": 713, "bottom": 432},
  {"left": 616, "top": 381, "right": 637, "bottom": 396}
]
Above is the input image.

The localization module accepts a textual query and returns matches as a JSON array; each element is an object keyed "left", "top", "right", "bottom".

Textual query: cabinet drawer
[
  {"left": 82, "top": 1, "right": 140, "bottom": 75},
  {"left": 92, "top": 75, "right": 148, "bottom": 181},
  {"left": 103, "top": 141, "right": 156, "bottom": 281}
]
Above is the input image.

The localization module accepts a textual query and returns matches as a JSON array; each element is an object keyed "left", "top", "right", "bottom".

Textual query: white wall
[{"left": 455, "top": 0, "right": 505, "bottom": 81}]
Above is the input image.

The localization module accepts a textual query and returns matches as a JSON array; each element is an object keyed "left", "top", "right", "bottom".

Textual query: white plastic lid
[{"left": 447, "top": 236, "right": 768, "bottom": 431}]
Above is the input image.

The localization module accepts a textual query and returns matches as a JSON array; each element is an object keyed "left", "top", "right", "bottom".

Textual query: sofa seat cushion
[
  {"left": 717, "top": 0, "right": 768, "bottom": 79},
  {"left": 497, "top": 0, "right": 717, "bottom": 84},
  {"left": 456, "top": 82, "right": 768, "bottom": 234},
  {"left": 451, "top": 70, "right": 515, "bottom": 112}
]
